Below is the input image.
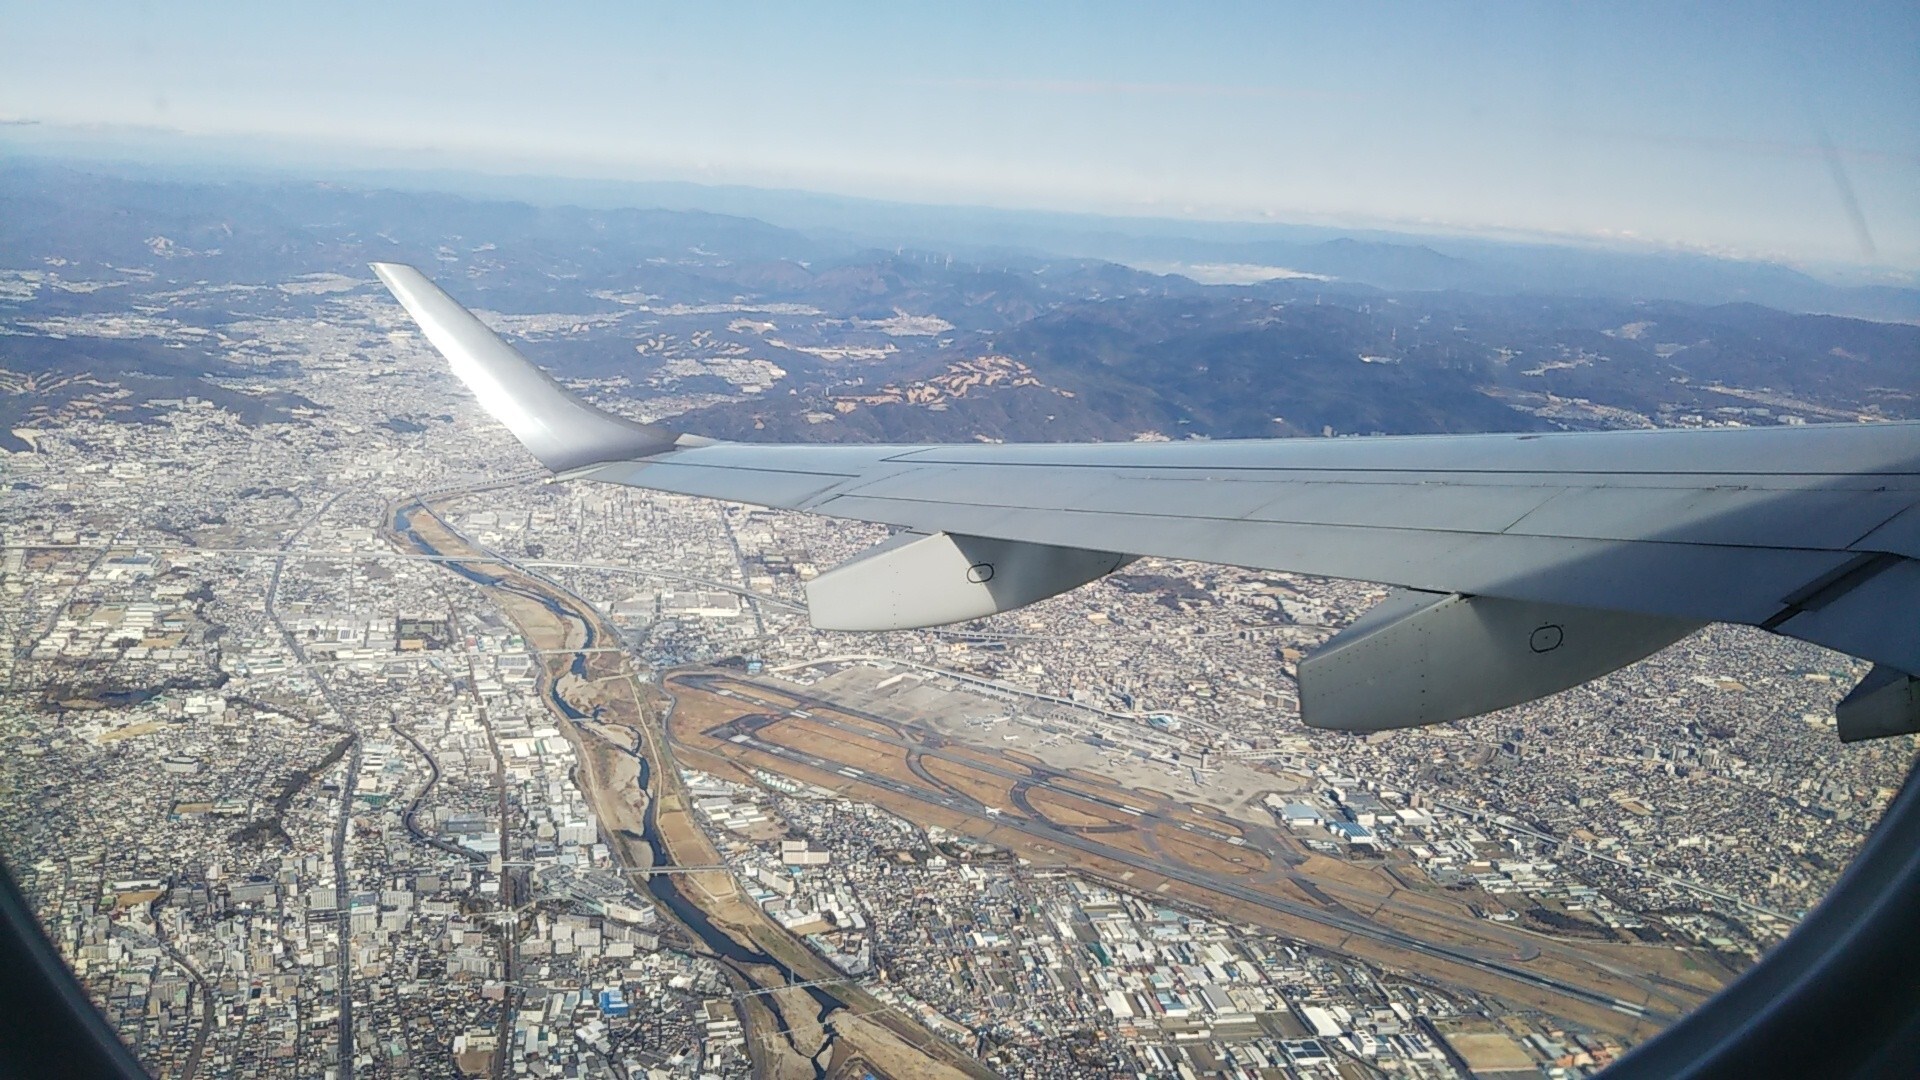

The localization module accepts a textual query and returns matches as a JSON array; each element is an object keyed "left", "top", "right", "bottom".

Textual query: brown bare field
[
  {"left": 779, "top": 711, "right": 906, "bottom": 760},
  {"left": 1298, "top": 854, "right": 1400, "bottom": 898},
  {"left": 832, "top": 1011, "right": 980, "bottom": 1080},
  {"left": 800, "top": 707, "right": 900, "bottom": 744},
  {"left": 676, "top": 738, "right": 987, "bottom": 839},
  {"left": 1157, "top": 805, "right": 1248, "bottom": 839},
  {"left": 576, "top": 739, "right": 648, "bottom": 839},
  {"left": 917, "top": 756, "right": 1025, "bottom": 814},
  {"left": 668, "top": 672, "right": 1689, "bottom": 1037},
  {"left": 1352, "top": 879, "right": 1484, "bottom": 924},
  {"left": 1259, "top": 876, "right": 1332, "bottom": 909},
  {"left": 702, "top": 680, "right": 905, "bottom": 744},
  {"left": 671, "top": 684, "right": 760, "bottom": 731},
  {"left": 1157, "top": 879, "right": 1664, "bottom": 1040},
  {"left": 1186, "top": 806, "right": 1247, "bottom": 837},
  {"left": 1151, "top": 826, "right": 1270, "bottom": 877},
  {"left": 1024, "top": 787, "right": 1128, "bottom": 830},
  {"left": 493, "top": 586, "right": 581, "bottom": 653},
  {"left": 1582, "top": 940, "right": 1743, "bottom": 993},
  {"left": 1446, "top": 1030, "right": 1536, "bottom": 1072},
  {"left": 1056, "top": 772, "right": 1148, "bottom": 803},
  {"left": 1049, "top": 769, "right": 1248, "bottom": 840},
  {"left": 944, "top": 742, "right": 1036, "bottom": 779},
  {"left": 771, "top": 717, "right": 912, "bottom": 775},
  {"left": 1350, "top": 897, "right": 1709, "bottom": 1019},
  {"left": 717, "top": 682, "right": 803, "bottom": 708},
  {"left": 682, "top": 713, "right": 1667, "bottom": 1040},
  {"left": 97, "top": 721, "right": 165, "bottom": 742},
  {"left": 741, "top": 991, "right": 819, "bottom": 1080}
]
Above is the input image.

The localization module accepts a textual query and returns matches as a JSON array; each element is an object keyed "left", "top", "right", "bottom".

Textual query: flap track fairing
[
  {"left": 806, "top": 531, "right": 1131, "bottom": 632},
  {"left": 1299, "top": 590, "right": 1702, "bottom": 732},
  {"left": 1837, "top": 665, "right": 1920, "bottom": 743}
]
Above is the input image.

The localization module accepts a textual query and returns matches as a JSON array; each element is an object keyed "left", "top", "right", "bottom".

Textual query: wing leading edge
[{"left": 374, "top": 263, "right": 1920, "bottom": 739}]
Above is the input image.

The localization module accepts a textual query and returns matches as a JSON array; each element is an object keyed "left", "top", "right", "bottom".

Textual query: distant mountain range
[
  {"left": 673, "top": 286, "right": 1918, "bottom": 444},
  {"left": 1, "top": 161, "right": 1913, "bottom": 453},
  {"left": 8, "top": 151, "right": 1917, "bottom": 320},
  {"left": 308, "top": 168, "right": 1920, "bottom": 323}
]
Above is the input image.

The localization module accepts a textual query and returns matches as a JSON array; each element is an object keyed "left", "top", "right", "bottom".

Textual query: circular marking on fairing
[
  {"left": 1529, "top": 624, "right": 1564, "bottom": 653},
  {"left": 967, "top": 563, "right": 995, "bottom": 584}
]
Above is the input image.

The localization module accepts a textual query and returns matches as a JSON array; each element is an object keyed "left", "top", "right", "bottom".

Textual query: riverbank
[{"left": 388, "top": 495, "right": 989, "bottom": 1080}]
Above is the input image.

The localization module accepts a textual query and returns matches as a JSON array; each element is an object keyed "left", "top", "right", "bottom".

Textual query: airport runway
[{"left": 668, "top": 671, "right": 1691, "bottom": 1024}]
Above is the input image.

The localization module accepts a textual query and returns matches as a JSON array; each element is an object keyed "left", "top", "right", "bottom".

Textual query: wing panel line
[{"left": 814, "top": 489, "right": 1868, "bottom": 557}]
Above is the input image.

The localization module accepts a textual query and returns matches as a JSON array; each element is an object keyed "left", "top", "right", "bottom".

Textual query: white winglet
[{"left": 371, "top": 262, "right": 689, "bottom": 472}]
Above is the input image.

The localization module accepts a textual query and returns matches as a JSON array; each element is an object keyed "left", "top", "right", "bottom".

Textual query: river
[{"left": 394, "top": 503, "right": 849, "bottom": 1075}]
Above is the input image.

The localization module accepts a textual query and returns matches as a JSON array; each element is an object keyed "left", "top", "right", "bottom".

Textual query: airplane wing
[{"left": 373, "top": 263, "right": 1920, "bottom": 741}]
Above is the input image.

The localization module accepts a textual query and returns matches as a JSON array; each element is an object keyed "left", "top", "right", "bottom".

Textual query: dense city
[{"left": 2, "top": 244, "right": 1911, "bottom": 1080}]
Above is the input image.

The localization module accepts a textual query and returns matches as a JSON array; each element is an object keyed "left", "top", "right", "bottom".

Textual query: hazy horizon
[
  {"left": 3, "top": 4, "right": 1916, "bottom": 269},
  {"left": 6, "top": 123, "right": 1919, "bottom": 294}
]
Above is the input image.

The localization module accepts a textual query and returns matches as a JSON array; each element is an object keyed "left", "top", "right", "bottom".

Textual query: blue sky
[{"left": 2, "top": 2, "right": 1916, "bottom": 267}]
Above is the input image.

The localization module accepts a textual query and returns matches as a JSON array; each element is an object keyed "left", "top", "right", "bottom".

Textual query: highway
[{"left": 264, "top": 490, "right": 361, "bottom": 1079}]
